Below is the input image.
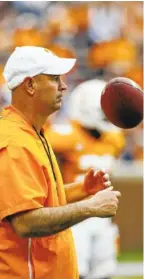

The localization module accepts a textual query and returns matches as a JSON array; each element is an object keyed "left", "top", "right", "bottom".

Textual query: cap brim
[{"left": 43, "top": 57, "right": 76, "bottom": 75}]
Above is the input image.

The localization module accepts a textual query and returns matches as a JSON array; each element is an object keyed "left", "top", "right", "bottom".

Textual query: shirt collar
[{"left": 1, "top": 105, "right": 46, "bottom": 136}]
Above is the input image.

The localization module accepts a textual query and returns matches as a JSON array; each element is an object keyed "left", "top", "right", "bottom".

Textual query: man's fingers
[
  {"left": 89, "top": 168, "right": 95, "bottom": 174},
  {"left": 94, "top": 169, "right": 106, "bottom": 177},
  {"left": 105, "top": 186, "right": 113, "bottom": 191},
  {"left": 97, "top": 169, "right": 106, "bottom": 176},
  {"left": 86, "top": 168, "right": 94, "bottom": 177},
  {"left": 103, "top": 173, "right": 109, "bottom": 181},
  {"left": 113, "top": 191, "right": 121, "bottom": 198},
  {"left": 115, "top": 197, "right": 119, "bottom": 204},
  {"left": 104, "top": 181, "right": 111, "bottom": 187},
  {"left": 103, "top": 187, "right": 121, "bottom": 197},
  {"left": 94, "top": 170, "right": 98, "bottom": 176},
  {"left": 94, "top": 170, "right": 110, "bottom": 180}
]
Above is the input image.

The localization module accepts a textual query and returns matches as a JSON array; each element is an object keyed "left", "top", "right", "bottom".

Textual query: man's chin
[
  {"left": 48, "top": 104, "right": 61, "bottom": 115},
  {"left": 54, "top": 102, "right": 62, "bottom": 110},
  {"left": 43, "top": 104, "right": 61, "bottom": 117}
]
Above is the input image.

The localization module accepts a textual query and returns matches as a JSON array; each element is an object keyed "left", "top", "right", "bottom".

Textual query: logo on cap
[
  {"left": 44, "top": 48, "right": 56, "bottom": 57},
  {"left": 44, "top": 48, "right": 50, "bottom": 53}
]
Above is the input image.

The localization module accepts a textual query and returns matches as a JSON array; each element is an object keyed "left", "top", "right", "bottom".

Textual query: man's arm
[
  {"left": 9, "top": 200, "right": 87, "bottom": 238},
  {"left": 65, "top": 169, "right": 111, "bottom": 203},
  {"left": 65, "top": 181, "right": 88, "bottom": 203},
  {"left": 9, "top": 187, "right": 120, "bottom": 238}
]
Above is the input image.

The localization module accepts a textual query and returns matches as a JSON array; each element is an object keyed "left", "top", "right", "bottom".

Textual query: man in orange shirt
[{"left": 0, "top": 46, "right": 121, "bottom": 279}]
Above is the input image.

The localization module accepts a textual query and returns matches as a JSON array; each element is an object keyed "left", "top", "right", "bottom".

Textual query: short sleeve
[{"left": 0, "top": 144, "right": 48, "bottom": 220}]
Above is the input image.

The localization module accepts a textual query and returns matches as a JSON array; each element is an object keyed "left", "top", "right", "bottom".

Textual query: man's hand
[
  {"left": 84, "top": 168, "right": 111, "bottom": 195},
  {"left": 85, "top": 186, "right": 121, "bottom": 218},
  {"left": 9, "top": 187, "right": 121, "bottom": 238}
]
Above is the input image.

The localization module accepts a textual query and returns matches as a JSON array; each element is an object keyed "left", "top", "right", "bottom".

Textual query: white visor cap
[{"left": 3, "top": 46, "right": 76, "bottom": 90}]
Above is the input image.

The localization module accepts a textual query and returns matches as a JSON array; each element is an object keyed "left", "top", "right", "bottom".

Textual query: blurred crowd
[{"left": 0, "top": 1, "right": 143, "bottom": 162}]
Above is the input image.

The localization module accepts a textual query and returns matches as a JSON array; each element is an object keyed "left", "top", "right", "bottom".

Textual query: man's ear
[{"left": 23, "top": 77, "right": 35, "bottom": 96}]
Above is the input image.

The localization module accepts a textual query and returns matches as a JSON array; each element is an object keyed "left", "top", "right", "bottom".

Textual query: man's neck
[{"left": 12, "top": 102, "right": 47, "bottom": 134}]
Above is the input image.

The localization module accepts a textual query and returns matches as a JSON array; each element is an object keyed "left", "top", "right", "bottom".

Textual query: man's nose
[{"left": 58, "top": 77, "right": 67, "bottom": 92}]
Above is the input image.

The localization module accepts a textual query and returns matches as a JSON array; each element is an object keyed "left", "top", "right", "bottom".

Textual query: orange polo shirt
[{"left": 0, "top": 105, "right": 78, "bottom": 279}]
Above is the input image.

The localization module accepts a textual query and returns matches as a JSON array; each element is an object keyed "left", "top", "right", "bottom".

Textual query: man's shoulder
[{"left": 0, "top": 118, "right": 36, "bottom": 150}]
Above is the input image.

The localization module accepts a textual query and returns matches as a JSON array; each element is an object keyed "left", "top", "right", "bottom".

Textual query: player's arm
[
  {"left": 64, "top": 168, "right": 111, "bottom": 203},
  {"left": 9, "top": 187, "right": 120, "bottom": 238},
  {"left": 64, "top": 181, "right": 88, "bottom": 203}
]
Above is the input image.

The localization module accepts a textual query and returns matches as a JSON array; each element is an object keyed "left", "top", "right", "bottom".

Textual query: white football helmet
[{"left": 68, "top": 79, "right": 119, "bottom": 132}]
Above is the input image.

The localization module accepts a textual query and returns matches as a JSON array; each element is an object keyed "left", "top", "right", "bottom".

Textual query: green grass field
[
  {"left": 118, "top": 251, "right": 143, "bottom": 262},
  {"left": 114, "top": 277, "right": 142, "bottom": 279},
  {"left": 114, "top": 251, "right": 143, "bottom": 278}
]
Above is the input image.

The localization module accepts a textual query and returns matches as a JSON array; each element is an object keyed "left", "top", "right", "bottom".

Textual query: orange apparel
[
  {"left": 0, "top": 105, "right": 78, "bottom": 279},
  {"left": 45, "top": 121, "right": 125, "bottom": 183}
]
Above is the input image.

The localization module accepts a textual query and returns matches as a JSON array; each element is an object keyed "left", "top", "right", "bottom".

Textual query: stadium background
[{"left": 0, "top": 1, "right": 143, "bottom": 278}]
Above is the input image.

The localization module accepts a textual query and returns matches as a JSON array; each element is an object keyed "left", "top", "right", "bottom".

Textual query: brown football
[{"left": 101, "top": 77, "right": 143, "bottom": 129}]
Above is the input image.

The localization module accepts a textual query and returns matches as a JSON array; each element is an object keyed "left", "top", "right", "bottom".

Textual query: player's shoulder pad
[{"left": 50, "top": 123, "right": 74, "bottom": 136}]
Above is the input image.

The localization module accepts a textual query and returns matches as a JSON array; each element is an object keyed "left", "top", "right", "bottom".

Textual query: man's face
[{"left": 33, "top": 74, "right": 67, "bottom": 116}]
